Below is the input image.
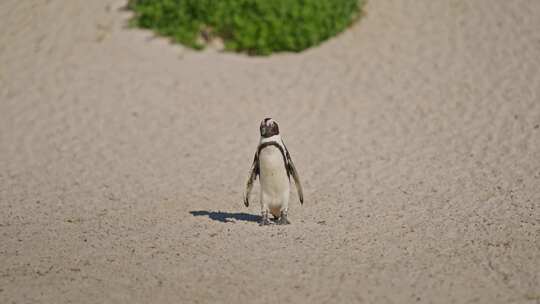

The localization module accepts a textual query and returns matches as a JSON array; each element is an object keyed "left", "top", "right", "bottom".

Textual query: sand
[{"left": 1, "top": 0, "right": 539, "bottom": 303}]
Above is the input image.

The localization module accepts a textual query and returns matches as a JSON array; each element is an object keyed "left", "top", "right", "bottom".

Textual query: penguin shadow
[{"left": 189, "top": 210, "right": 261, "bottom": 223}]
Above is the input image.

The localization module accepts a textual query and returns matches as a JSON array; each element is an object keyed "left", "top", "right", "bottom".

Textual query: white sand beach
[{"left": 1, "top": 0, "right": 539, "bottom": 303}]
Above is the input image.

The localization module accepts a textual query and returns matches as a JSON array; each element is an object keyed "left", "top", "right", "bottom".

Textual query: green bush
[{"left": 128, "top": 0, "right": 364, "bottom": 55}]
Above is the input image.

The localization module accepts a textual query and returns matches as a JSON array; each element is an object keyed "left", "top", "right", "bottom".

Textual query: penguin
[{"left": 243, "top": 118, "right": 304, "bottom": 225}]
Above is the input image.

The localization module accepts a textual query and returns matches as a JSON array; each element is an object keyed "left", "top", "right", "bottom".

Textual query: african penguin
[{"left": 243, "top": 118, "right": 304, "bottom": 225}]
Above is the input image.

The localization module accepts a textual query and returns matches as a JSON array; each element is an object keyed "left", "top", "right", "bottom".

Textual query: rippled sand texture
[{"left": 1, "top": 0, "right": 539, "bottom": 303}]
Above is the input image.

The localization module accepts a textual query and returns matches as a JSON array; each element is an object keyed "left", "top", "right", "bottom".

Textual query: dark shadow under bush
[{"left": 128, "top": 0, "right": 364, "bottom": 55}]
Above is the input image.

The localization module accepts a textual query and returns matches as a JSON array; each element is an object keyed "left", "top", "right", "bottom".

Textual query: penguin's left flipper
[
  {"left": 285, "top": 149, "right": 304, "bottom": 205},
  {"left": 243, "top": 152, "right": 259, "bottom": 207}
]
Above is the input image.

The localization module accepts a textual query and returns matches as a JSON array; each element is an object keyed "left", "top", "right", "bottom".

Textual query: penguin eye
[{"left": 271, "top": 123, "right": 279, "bottom": 134}]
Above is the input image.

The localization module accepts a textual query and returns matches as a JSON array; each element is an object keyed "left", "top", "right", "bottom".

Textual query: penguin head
[{"left": 260, "top": 118, "right": 280, "bottom": 138}]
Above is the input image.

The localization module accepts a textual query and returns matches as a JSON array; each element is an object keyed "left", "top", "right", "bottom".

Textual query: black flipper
[
  {"left": 284, "top": 144, "right": 304, "bottom": 205},
  {"left": 243, "top": 152, "right": 259, "bottom": 207}
]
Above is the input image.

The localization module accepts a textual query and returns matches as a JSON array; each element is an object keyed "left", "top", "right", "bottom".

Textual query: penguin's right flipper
[{"left": 243, "top": 152, "right": 259, "bottom": 207}]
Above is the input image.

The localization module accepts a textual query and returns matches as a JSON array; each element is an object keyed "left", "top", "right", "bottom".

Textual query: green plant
[{"left": 128, "top": 0, "right": 364, "bottom": 55}]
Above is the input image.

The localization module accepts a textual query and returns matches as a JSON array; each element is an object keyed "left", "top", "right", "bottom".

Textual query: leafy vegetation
[{"left": 128, "top": 0, "right": 364, "bottom": 55}]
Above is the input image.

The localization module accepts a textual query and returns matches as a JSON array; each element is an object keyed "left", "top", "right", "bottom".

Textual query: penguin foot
[
  {"left": 260, "top": 218, "right": 272, "bottom": 226},
  {"left": 277, "top": 212, "right": 290, "bottom": 225},
  {"left": 260, "top": 211, "right": 271, "bottom": 226}
]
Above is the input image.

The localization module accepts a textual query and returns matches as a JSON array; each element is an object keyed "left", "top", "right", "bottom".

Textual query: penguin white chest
[{"left": 258, "top": 146, "right": 290, "bottom": 199}]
